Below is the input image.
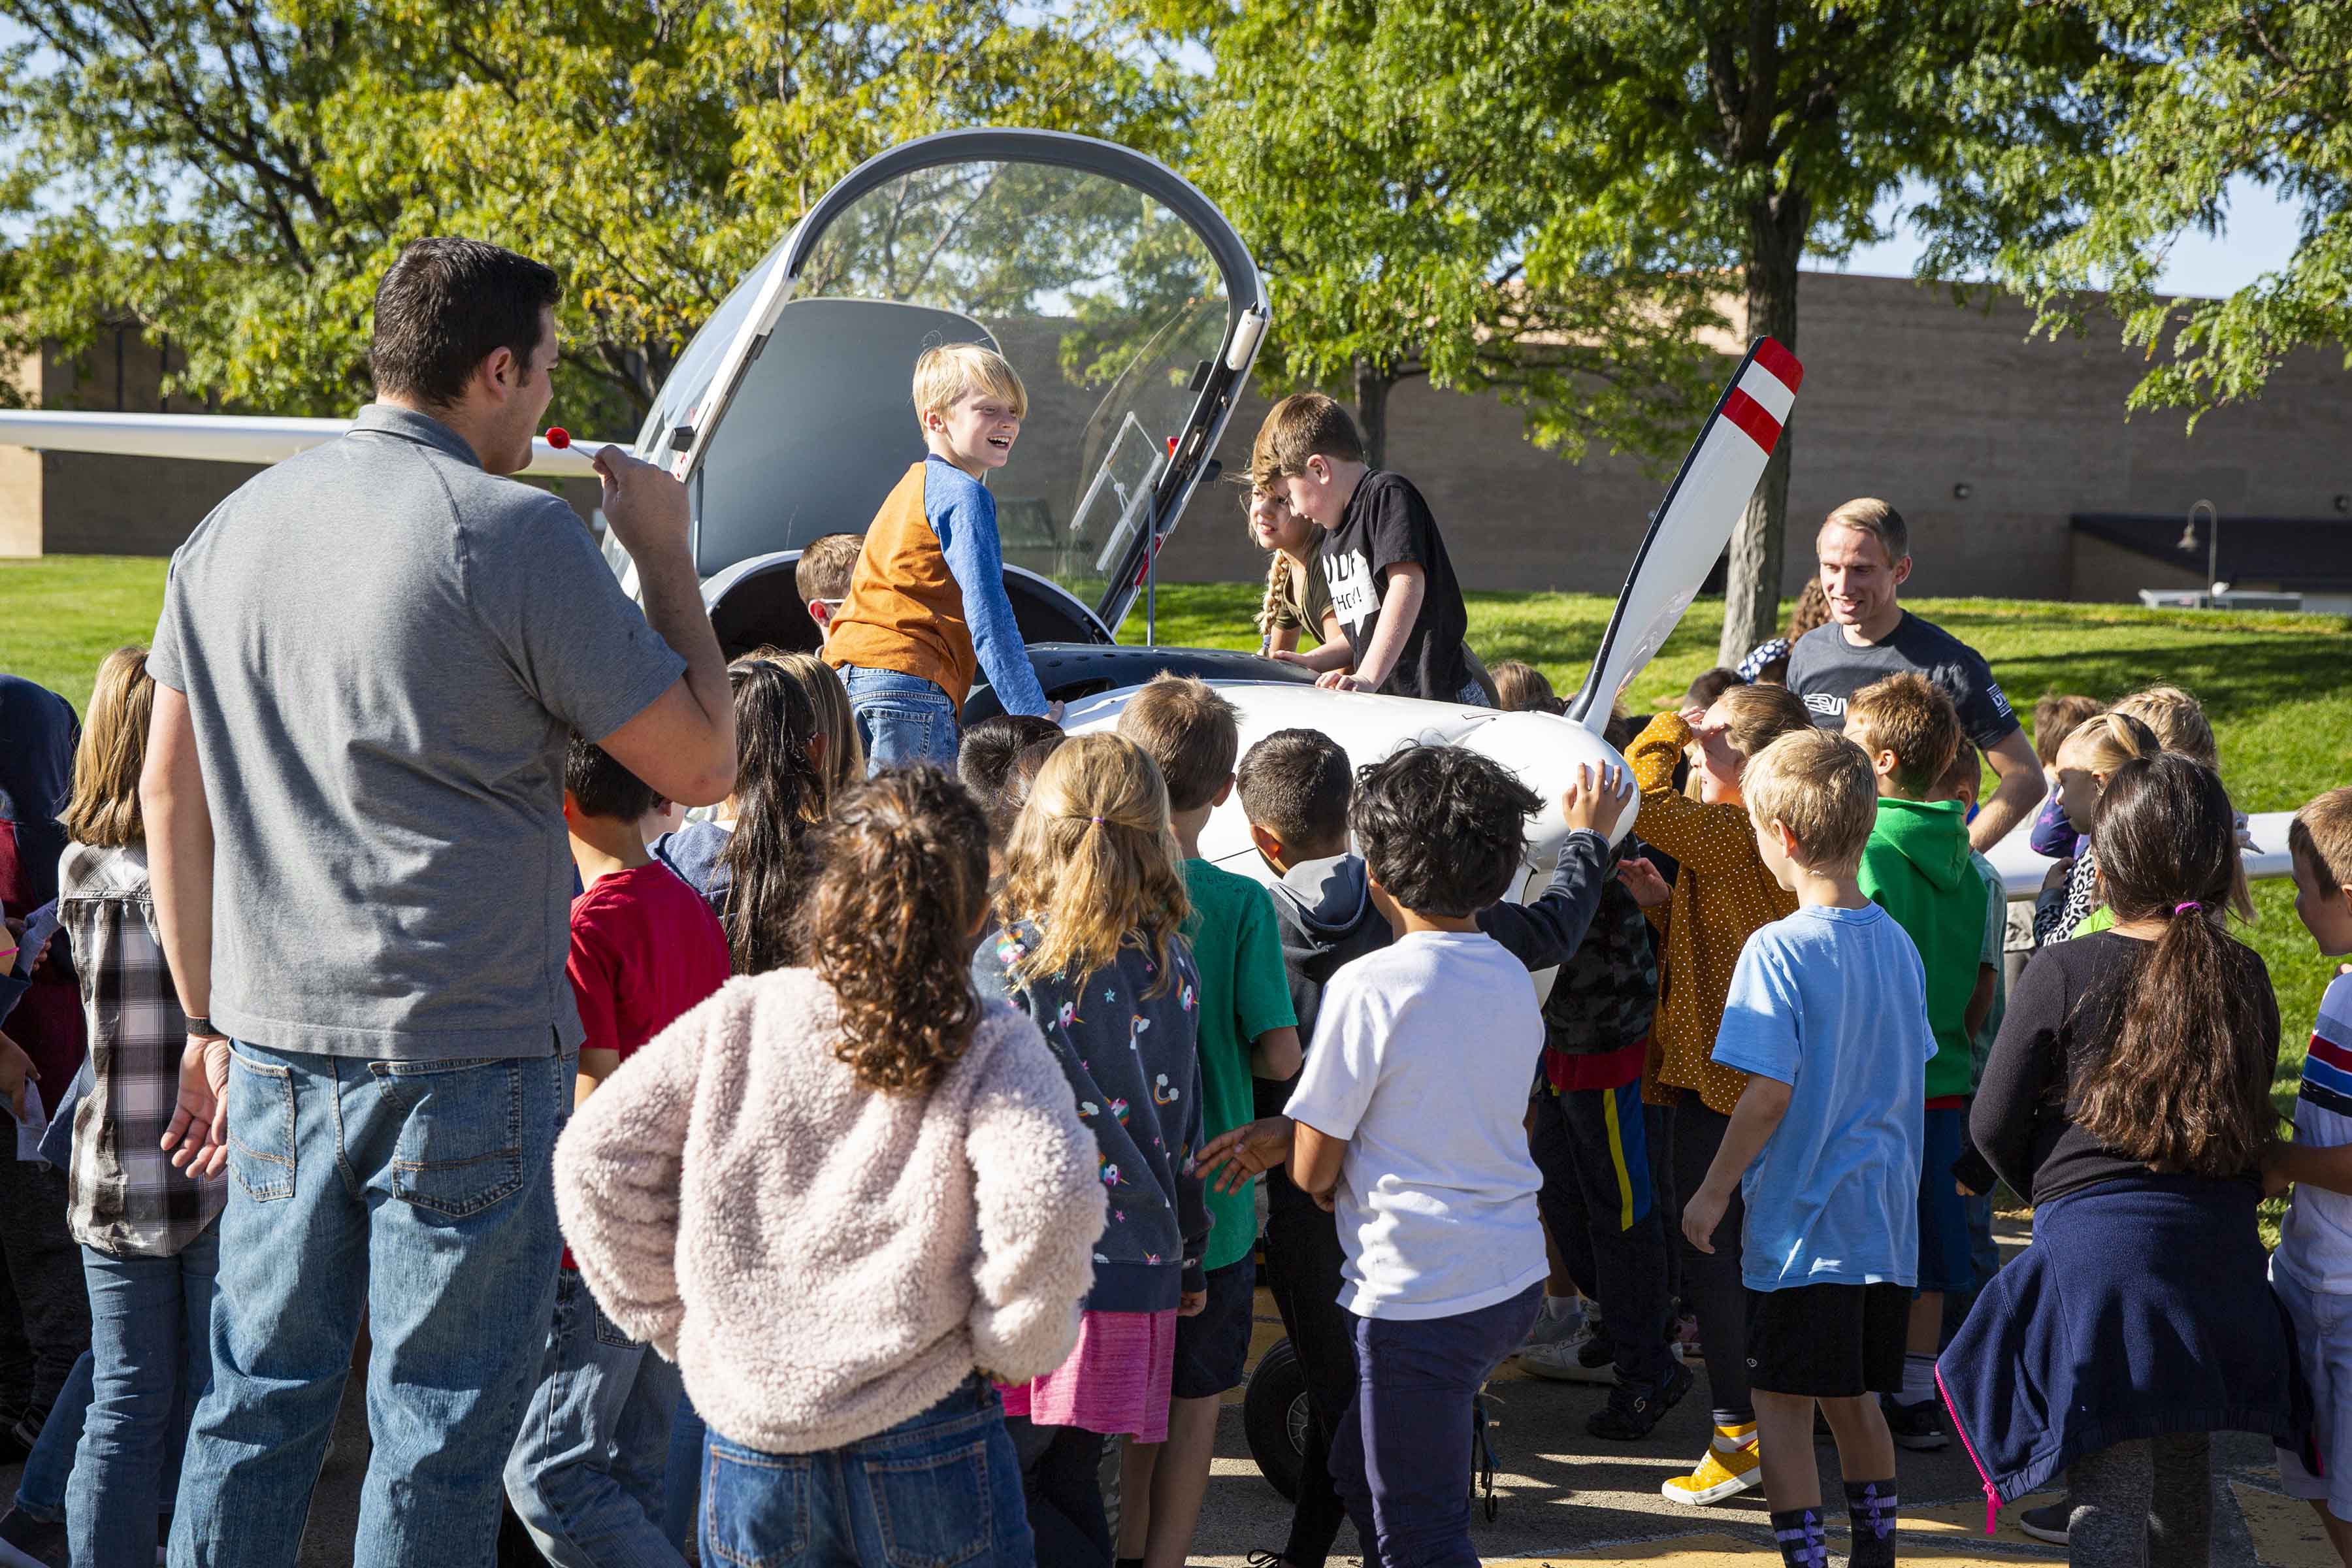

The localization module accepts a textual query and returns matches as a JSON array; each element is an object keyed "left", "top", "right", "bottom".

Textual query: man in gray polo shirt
[{"left": 139, "top": 238, "right": 735, "bottom": 1567}]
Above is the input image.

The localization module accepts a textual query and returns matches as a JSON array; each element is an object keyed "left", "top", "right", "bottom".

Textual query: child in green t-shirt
[
  {"left": 1842, "top": 674, "right": 1993, "bottom": 1454},
  {"left": 1117, "top": 674, "right": 1301, "bottom": 1568}
]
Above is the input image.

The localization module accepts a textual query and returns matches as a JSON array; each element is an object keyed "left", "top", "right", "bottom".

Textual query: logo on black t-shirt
[{"left": 1324, "top": 549, "right": 1378, "bottom": 630}]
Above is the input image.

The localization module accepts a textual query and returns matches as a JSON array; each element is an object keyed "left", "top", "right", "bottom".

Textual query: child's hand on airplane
[
  {"left": 1561, "top": 763, "right": 1635, "bottom": 840},
  {"left": 1617, "top": 856, "right": 1671, "bottom": 908}
]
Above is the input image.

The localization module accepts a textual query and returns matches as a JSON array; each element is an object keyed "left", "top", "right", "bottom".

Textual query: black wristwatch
[{"left": 185, "top": 1015, "right": 227, "bottom": 1041}]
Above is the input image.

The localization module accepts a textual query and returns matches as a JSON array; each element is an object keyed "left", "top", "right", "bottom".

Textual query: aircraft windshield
[{"left": 795, "top": 160, "right": 1230, "bottom": 617}]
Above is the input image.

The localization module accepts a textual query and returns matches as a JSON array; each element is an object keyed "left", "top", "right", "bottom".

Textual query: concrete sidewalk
[{"left": 1, "top": 1268, "right": 2326, "bottom": 1567}]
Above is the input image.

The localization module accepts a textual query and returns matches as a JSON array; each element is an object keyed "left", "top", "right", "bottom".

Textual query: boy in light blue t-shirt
[{"left": 1683, "top": 728, "right": 1933, "bottom": 1568}]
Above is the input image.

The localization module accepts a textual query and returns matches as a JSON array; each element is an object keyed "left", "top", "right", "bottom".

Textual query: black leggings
[
  {"left": 2068, "top": 1434, "right": 2212, "bottom": 1568},
  {"left": 1004, "top": 1416, "right": 1111, "bottom": 1567},
  {"left": 1669, "top": 1101, "right": 1752, "bottom": 1422},
  {"left": 1260, "top": 1162, "right": 1356, "bottom": 1568}
]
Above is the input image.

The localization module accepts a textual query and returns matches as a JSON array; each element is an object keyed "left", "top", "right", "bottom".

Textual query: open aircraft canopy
[{"left": 645, "top": 127, "right": 1269, "bottom": 636}]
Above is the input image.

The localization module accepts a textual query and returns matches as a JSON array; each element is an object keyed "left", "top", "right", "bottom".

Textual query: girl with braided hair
[
  {"left": 555, "top": 765, "right": 1105, "bottom": 1567},
  {"left": 973, "top": 733, "right": 1208, "bottom": 1564}
]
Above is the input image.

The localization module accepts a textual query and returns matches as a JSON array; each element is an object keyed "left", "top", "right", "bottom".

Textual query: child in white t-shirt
[{"left": 1243, "top": 744, "right": 1565, "bottom": 1563}]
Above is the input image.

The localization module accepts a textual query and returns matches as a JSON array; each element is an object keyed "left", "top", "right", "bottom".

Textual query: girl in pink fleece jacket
[{"left": 555, "top": 767, "right": 1106, "bottom": 1568}]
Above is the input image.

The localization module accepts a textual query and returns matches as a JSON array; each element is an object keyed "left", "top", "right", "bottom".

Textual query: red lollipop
[{"left": 544, "top": 427, "right": 573, "bottom": 449}]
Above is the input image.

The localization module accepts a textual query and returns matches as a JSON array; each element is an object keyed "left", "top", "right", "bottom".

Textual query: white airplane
[{"left": 27, "top": 125, "right": 2172, "bottom": 917}]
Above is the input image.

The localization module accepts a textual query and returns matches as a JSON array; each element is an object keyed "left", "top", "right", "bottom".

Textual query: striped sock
[
  {"left": 1844, "top": 1478, "right": 1899, "bottom": 1568},
  {"left": 1770, "top": 1506, "right": 1828, "bottom": 1568}
]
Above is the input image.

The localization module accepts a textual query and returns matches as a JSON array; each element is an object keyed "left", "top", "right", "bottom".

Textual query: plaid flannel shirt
[{"left": 59, "top": 841, "right": 225, "bottom": 1258}]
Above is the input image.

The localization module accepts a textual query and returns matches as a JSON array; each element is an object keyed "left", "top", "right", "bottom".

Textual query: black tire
[{"left": 1243, "top": 1337, "right": 1310, "bottom": 1503}]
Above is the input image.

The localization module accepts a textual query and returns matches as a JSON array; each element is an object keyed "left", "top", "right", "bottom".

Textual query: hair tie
[
  {"left": 2174, "top": 900, "right": 2203, "bottom": 915},
  {"left": 1090, "top": 815, "right": 1103, "bottom": 825}
]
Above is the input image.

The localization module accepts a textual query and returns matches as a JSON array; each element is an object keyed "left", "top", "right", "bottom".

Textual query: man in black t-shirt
[
  {"left": 1786, "top": 497, "right": 2046, "bottom": 851},
  {"left": 1253, "top": 393, "right": 1481, "bottom": 704}
]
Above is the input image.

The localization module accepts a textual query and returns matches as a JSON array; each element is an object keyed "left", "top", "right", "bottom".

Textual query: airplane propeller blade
[{"left": 1569, "top": 338, "right": 1804, "bottom": 733}]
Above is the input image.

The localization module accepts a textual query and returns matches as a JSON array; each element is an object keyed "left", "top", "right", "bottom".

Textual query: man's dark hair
[
  {"left": 566, "top": 734, "right": 660, "bottom": 822},
  {"left": 1237, "top": 728, "right": 1352, "bottom": 851},
  {"left": 1350, "top": 745, "right": 1539, "bottom": 919},
  {"left": 958, "top": 714, "right": 1066, "bottom": 840},
  {"left": 370, "top": 238, "right": 562, "bottom": 408},
  {"left": 1682, "top": 666, "right": 1744, "bottom": 711}
]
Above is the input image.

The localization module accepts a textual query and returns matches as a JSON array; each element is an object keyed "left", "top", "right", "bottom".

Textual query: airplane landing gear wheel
[{"left": 1243, "top": 1337, "right": 1309, "bottom": 1501}]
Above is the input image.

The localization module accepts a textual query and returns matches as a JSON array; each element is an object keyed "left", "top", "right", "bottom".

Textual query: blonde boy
[
  {"left": 825, "top": 344, "right": 1056, "bottom": 770},
  {"left": 2270, "top": 788, "right": 2352, "bottom": 1562},
  {"left": 1683, "top": 727, "right": 1926, "bottom": 1568},
  {"left": 1841, "top": 672, "right": 1989, "bottom": 1450}
]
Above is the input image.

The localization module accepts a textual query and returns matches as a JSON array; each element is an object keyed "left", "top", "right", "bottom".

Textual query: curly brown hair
[{"left": 801, "top": 766, "right": 992, "bottom": 1096}]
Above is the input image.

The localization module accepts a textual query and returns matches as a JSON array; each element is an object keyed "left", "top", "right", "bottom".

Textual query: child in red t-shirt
[{"left": 505, "top": 738, "right": 730, "bottom": 1565}]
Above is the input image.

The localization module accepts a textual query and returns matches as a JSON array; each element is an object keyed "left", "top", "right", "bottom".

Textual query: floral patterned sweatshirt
[{"left": 973, "top": 919, "right": 1209, "bottom": 1311}]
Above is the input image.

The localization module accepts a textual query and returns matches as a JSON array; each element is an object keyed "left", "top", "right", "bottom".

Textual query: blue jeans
[
  {"left": 169, "top": 1043, "right": 570, "bottom": 1568},
  {"left": 70, "top": 1225, "right": 218, "bottom": 1564},
  {"left": 9, "top": 1349, "right": 91, "bottom": 1523},
  {"left": 664, "top": 1395, "right": 705, "bottom": 1553},
  {"left": 1331, "top": 1282, "right": 1543, "bottom": 1568},
  {"left": 702, "top": 1377, "right": 1033, "bottom": 1567},
  {"left": 505, "top": 1267, "right": 686, "bottom": 1568},
  {"left": 840, "top": 666, "right": 960, "bottom": 774}
]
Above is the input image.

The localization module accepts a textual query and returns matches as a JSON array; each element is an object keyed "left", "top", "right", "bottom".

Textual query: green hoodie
[{"left": 1858, "top": 796, "right": 1989, "bottom": 1100}]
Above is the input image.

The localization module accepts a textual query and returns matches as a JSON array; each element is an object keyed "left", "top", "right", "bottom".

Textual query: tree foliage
[
  {"left": 1942, "top": 1, "right": 2352, "bottom": 425},
  {"left": 1171, "top": 0, "right": 1729, "bottom": 474},
  {"left": 1167, "top": 0, "right": 2113, "bottom": 660},
  {"left": 0, "top": 0, "right": 1183, "bottom": 433}
]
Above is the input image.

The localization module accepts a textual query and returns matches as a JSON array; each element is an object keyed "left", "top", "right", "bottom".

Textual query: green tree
[
  {"left": 1171, "top": 0, "right": 2112, "bottom": 661},
  {"left": 1949, "top": 1, "right": 2351, "bottom": 425},
  {"left": 0, "top": 0, "right": 1181, "bottom": 433},
  {"left": 1177, "top": 0, "right": 1727, "bottom": 476}
]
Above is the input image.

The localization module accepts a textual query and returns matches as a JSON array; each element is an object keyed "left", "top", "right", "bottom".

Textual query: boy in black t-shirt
[{"left": 1254, "top": 394, "right": 1482, "bottom": 704}]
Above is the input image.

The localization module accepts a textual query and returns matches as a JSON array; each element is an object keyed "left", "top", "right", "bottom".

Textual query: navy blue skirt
[{"left": 1936, "top": 1173, "right": 2308, "bottom": 1527}]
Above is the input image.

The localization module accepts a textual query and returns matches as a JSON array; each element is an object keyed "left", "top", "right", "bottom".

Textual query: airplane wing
[
  {"left": 1569, "top": 338, "right": 1803, "bottom": 731},
  {"left": 0, "top": 409, "right": 606, "bottom": 479}
]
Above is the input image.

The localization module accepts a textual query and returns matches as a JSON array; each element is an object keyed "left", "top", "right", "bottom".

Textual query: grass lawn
[
  {"left": 8, "top": 556, "right": 2347, "bottom": 1114},
  {"left": 1128, "top": 580, "right": 2352, "bottom": 1133}
]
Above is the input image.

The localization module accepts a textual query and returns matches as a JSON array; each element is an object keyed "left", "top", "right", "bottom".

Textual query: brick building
[{"left": 7, "top": 276, "right": 2349, "bottom": 602}]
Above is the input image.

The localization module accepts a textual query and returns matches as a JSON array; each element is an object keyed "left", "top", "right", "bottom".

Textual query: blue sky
[{"left": 1811, "top": 174, "right": 2304, "bottom": 300}]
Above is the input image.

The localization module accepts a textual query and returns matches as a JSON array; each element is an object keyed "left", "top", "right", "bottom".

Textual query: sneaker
[
  {"left": 1588, "top": 1358, "right": 1695, "bottom": 1441},
  {"left": 1516, "top": 1323, "right": 1616, "bottom": 1384},
  {"left": 1661, "top": 1424, "right": 1763, "bottom": 1505},
  {"left": 1519, "top": 1298, "right": 1585, "bottom": 1354},
  {"left": 1881, "top": 1394, "right": 1949, "bottom": 1451},
  {"left": 2017, "top": 1499, "right": 2071, "bottom": 1546},
  {"left": 0, "top": 1508, "right": 66, "bottom": 1568}
]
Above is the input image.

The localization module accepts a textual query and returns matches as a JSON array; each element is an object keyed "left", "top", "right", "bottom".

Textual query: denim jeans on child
[
  {"left": 505, "top": 1267, "right": 686, "bottom": 1568},
  {"left": 1330, "top": 1282, "right": 1543, "bottom": 1568},
  {"left": 840, "top": 666, "right": 960, "bottom": 775},
  {"left": 69, "top": 1222, "right": 218, "bottom": 1566},
  {"left": 7, "top": 1349, "right": 91, "bottom": 1525},
  {"left": 664, "top": 1394, "right": 706, "bottom": 1555},
  {"left": 169, "top": 1043, "right": 570, "bottom": 1568},
  {"left": 702, "top": 1377, "right": 1032, "bottom": 1568}
]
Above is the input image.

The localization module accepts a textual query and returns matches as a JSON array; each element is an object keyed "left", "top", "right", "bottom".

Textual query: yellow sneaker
[{"left": 1661, "top": 1423, "right": 1763, "bottom": 1505}]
